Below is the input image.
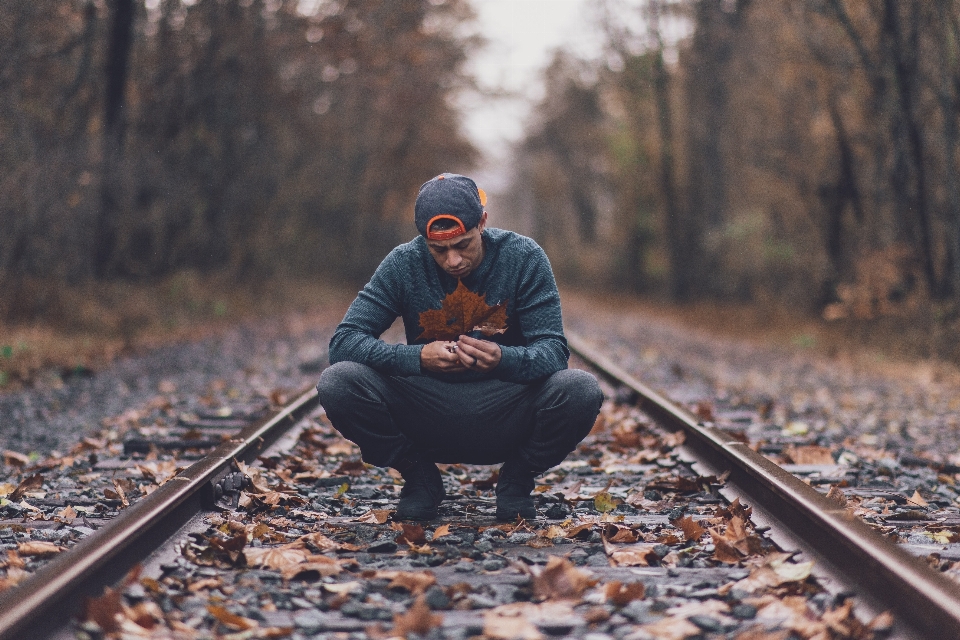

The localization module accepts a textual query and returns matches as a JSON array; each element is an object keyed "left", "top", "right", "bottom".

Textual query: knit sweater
[{"left": 328, "top": 228, "right": 569, "bottom": 384}]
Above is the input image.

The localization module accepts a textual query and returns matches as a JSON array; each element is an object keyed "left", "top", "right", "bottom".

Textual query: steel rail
[
  {"left": 0, "top": 386, "right": 320, "bottom": 640},
  {"left": 567, "top": 332, "right": 960, "bottom": 640}
]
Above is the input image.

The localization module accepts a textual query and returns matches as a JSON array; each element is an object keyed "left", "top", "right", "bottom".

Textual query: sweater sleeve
[
  {"left": 328, "top": 251, "right": 423, "bottom": 376},
  {"left": 494, "top": 245, "right": 569, "bottom": 383}
]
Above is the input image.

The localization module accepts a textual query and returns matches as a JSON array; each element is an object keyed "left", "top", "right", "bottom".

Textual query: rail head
[
  {"left": 567, "top": 331, "right": 960, "bottom": 640},
  {"left": 0, "top": 386, "right": 320, "bottom": 640}
]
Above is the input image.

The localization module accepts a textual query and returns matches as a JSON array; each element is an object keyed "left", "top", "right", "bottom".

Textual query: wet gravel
[
  {"left": 66, "top": 402, "right": 881, "bottom": 639},
  {"left": 0, "top": 316, "right": 334, "bottom": 456},
  {"left": 3, "top": 293, "right": 957, "bottom": 638},
  {"left": 564, "top": 295, "right": 960, "bottom": 583}
]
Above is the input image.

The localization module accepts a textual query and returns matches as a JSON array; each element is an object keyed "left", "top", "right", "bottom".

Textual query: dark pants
[{"left": 316, "top": 362, "right": 603, "bottom": 473}]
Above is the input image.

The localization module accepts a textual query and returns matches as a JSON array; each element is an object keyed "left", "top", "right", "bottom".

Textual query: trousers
[{"left": 316, "top": 361, "right": 603, "bottom": 472}]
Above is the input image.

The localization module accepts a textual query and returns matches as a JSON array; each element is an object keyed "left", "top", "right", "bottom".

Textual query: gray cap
[{"left": 414, "top": 173, "right": 485, "bottom": 239}]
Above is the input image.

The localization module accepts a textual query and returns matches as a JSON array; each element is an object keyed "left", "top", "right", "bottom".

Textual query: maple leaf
[{"left": 417, "top": 280, "right": 508, "bottom": 342}]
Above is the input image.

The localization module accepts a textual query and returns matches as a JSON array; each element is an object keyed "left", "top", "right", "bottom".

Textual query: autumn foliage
[{"left": 417, "top": 280, "right": 508, "bottom": 342}]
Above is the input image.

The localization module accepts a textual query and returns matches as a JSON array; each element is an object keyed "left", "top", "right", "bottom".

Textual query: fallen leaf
[
  {"left": 603, "top": 524, "right": 638, "bottom": 544},
  {"left": 2, "top": 451, "right": 29, "bottom": 467},
  {"left": 432, "top": 524, "right": 452, "bottom": 540},
  {"left": 604, "top": 581, "right": 645, "bottom": 606},
  {"left": 323, "top": 581, "right": 361, "bottom": 595},
  {"left": 18, "top": 541, "right": 64, "bottom": 556},
  {"left": 356, "top": 509, "right": 392, "bottom": 524},
  {"left": 417, "top": 280, "right": 508, "bottom": 342},
  {"left": 825, "top": 485, "right": 848, "bottom": 507},
  {"left": 783, "top": 445, "right": 835, "bottom": 465},
  {"left": 298, "top": 532, "right": 340, "bottom": 552},
  {"left": 602, "top": 536, "right": 659, "bottom": 567},
  {"left": 672, "top": 516, "right": 706, "bottom": 542},
  {"left": 394, "top": 523, "right": 427, "bottom": 545},
  {"left": 57, "top": 505, "right": 78, "bottom": 520},
  {"left": 188, "top": 577, "right": 223, "bottom": 592},
  {"left": 640, "top": 615, "right": 701, "bottom": 640},
  {"left": 483, "top": 605, "right": 544, "bottom": 640},
  {"left": 207, "top": 604, "right": 258, "bottom": 631},
  {"left": 82, "top": 587, "right": 124, "bottom": 633},
  {"left": 909, "top": 490, "right": 929, "bottom": 508},
  {"left": 379, "top": 570, "right": 437, "bottom": 594},
  {"left": 282, "top": 555, "right": 342, "bottom": 580},
  {"left": 244, "top": 545, "right": 308, "bottom": 571},
  {"left": 393, "top": 596, "right": 443, "bottom": 637},
  {"left": 531, "top": 556, "right": 596, "bottom": 601},
  {"left": 9, "top": 474, "right": 43, "bottom": 502},
  {"left": 593, "top": 491, "right": 620, "bottom": 513}
]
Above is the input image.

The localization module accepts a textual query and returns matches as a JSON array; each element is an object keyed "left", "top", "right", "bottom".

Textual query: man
[{"left": 317, "top": 173, "right": 602, "bottom": 521}]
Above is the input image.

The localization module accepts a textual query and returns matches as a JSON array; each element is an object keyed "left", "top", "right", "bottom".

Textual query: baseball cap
[{"left": 414, "top": 173, "right": 488, "bottom": 241}]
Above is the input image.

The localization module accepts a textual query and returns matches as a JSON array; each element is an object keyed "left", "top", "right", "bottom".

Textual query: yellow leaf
[{"left": 594, "top": 491, "right": 620, "bottom": 513}]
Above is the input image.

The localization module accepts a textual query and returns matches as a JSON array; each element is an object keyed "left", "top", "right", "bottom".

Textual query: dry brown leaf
[
  {"left": 356, "top": 509, "right": 392, "bottom": 524},
  {"left": 2, "top": 451, "right": 29, "bottom": 467},
  {"left": 244, "top": 545, "right": 308, "bottom": 571},
  {"left": 417, "top": 280, "right": 508, "bottom": 341},
  {"left": 394, "top": 522, "right": 427, "bottom": 545},
  {"left": 783, "top": 445, "right": 835, "bottom": 465},
  {"left": 57, "top": 505, "right": 78, "bottom": 520},
  {"left": 281, "top": 555, "right": 342, "bottom": 580},
  {"left": 9, "top": 474, "right": 43, "bottom": 502},
  {"left": 710, "top": 532, "right": 743, "bottom": 564},
  {"left": 532, "top": 556, "right": 597, "bottom": 600},
  {"left": 82, "top": 587, "right": 124, "bottom": 633},
  {"left": 640, "top": 615, "right": 701, "bottom": 640},
  {"left": 603, "top": 524, "right": 639, "bottom": 544},
  {"left": 673, "top": 516, "right": 706, "bottom": 542},
  {"left": 18, "top": 541, "right": 64, "bottom": 556},
  {"left": 483, "top": 605, "right": 544, "bottom": 640},
  {"left": 825, "top": 485, "right": 848, "bottom": 508},
  {"left": 432, "top": 524, "right": 451, "bottom": 540},
  {"left": 298, "top": 532, "right": 340, "bottom": 552},
  {"left": 602, "top": 537, "right": 659, "bottom": 567},
  {"left": 604, "top": 581, "right": 645, "bottom": 606},
  {"left": 379, "top": 570, "right": 437, "bottom": 594},
  {"left": 207, "top": 604, "right": 258, "bottom": 631},
  {"left": 909, "top": 490, "right": 929, "bottom": 508},
  {"left": 393, "top": 596, "right": 443, "bottom": 637},
  {"left": 187, "top": 577, "right": 223, "bottom": 592}
]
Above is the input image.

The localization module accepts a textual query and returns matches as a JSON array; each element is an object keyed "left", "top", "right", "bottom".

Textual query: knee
[
  {"left": 542, "top": 369, "right": 603, "bottom": 417},
  {"left": 317, "top": 361, "right": 376, "bottom": 409}
]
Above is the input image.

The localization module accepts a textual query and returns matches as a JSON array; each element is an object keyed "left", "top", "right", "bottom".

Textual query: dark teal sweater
[{"left": 328, "top": 228, "right": 569, "bottom": 383}]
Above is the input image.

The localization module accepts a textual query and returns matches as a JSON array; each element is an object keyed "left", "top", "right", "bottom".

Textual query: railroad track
[
  {"left": 0, "top": 387, "right": 321, "bottom": 640},
  {"left": 1, "top": 332, "right": 959, "bottom": 638},
  {"left": 567, "top": 333, "right": 960, "bottom": 639}
]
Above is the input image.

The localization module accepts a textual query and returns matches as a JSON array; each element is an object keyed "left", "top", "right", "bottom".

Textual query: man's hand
[
  {"left": 421, "top": 341, "right": 467, "bottom": 373},
  {"left": 456, "top": 335, "right": 501, "bottom": 372}
]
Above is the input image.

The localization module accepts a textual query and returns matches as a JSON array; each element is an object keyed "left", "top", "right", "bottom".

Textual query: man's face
[{"left": 426, "top": 211, "right": 487, "bottom": 279}]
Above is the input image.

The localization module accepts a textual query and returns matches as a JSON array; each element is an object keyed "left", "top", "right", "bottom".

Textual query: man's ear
[{"left": 478, "top": 210, "right": 488, "bottom": 231}]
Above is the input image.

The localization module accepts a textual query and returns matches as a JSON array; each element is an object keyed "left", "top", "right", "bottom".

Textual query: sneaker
[
  {"left": 396, "top": 460, "right": 445, "bottom": 521},
  {"left": 495, "top": 460, "right": 538, "bottom": 521}
]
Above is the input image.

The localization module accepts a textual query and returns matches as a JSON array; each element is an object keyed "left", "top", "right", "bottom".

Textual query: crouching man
[{"left": 317, "top": 173, "right": 602, "bottom": 521}]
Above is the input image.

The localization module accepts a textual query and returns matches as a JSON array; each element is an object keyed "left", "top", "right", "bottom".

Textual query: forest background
[{"left": 3, "top": 0, "right": 960, "bottom": 385}]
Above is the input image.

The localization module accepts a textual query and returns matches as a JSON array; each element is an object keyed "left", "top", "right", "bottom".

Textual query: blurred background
[{"left": 3, "top": 0, "right": 960, "bottom": 380}]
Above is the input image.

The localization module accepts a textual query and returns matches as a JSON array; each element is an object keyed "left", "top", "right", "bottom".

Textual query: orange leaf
[
  {"left": 417, "top": 280, "right": 508, "bottom": 342},
  {"left": 393, "top": 596, "right": 443, "bottom": 636},
  {"left": 604, "top": 581, "right": 645, "bottom": 607},
  {"left": 207, "top": 604, "right": 258, "bottom": 631},
  {"left": 672, "top": 516, "right": 706, "bottom": 542},
  {"left": 18, "top": 541, "right": 63, "bottom": 556},
  {"left": 432, "top": 524, "right": 452, "bottom": 540},
  {"left": 532, "top": 556, "right": 596, "bottom": 601},
  {"left": 396, "top": 523, "right": 427, "bottom": 545}
]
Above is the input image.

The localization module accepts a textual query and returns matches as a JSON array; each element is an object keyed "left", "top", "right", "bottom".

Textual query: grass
[{"left": 0, "top": 273, "right": 355, "bottom": 391}]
